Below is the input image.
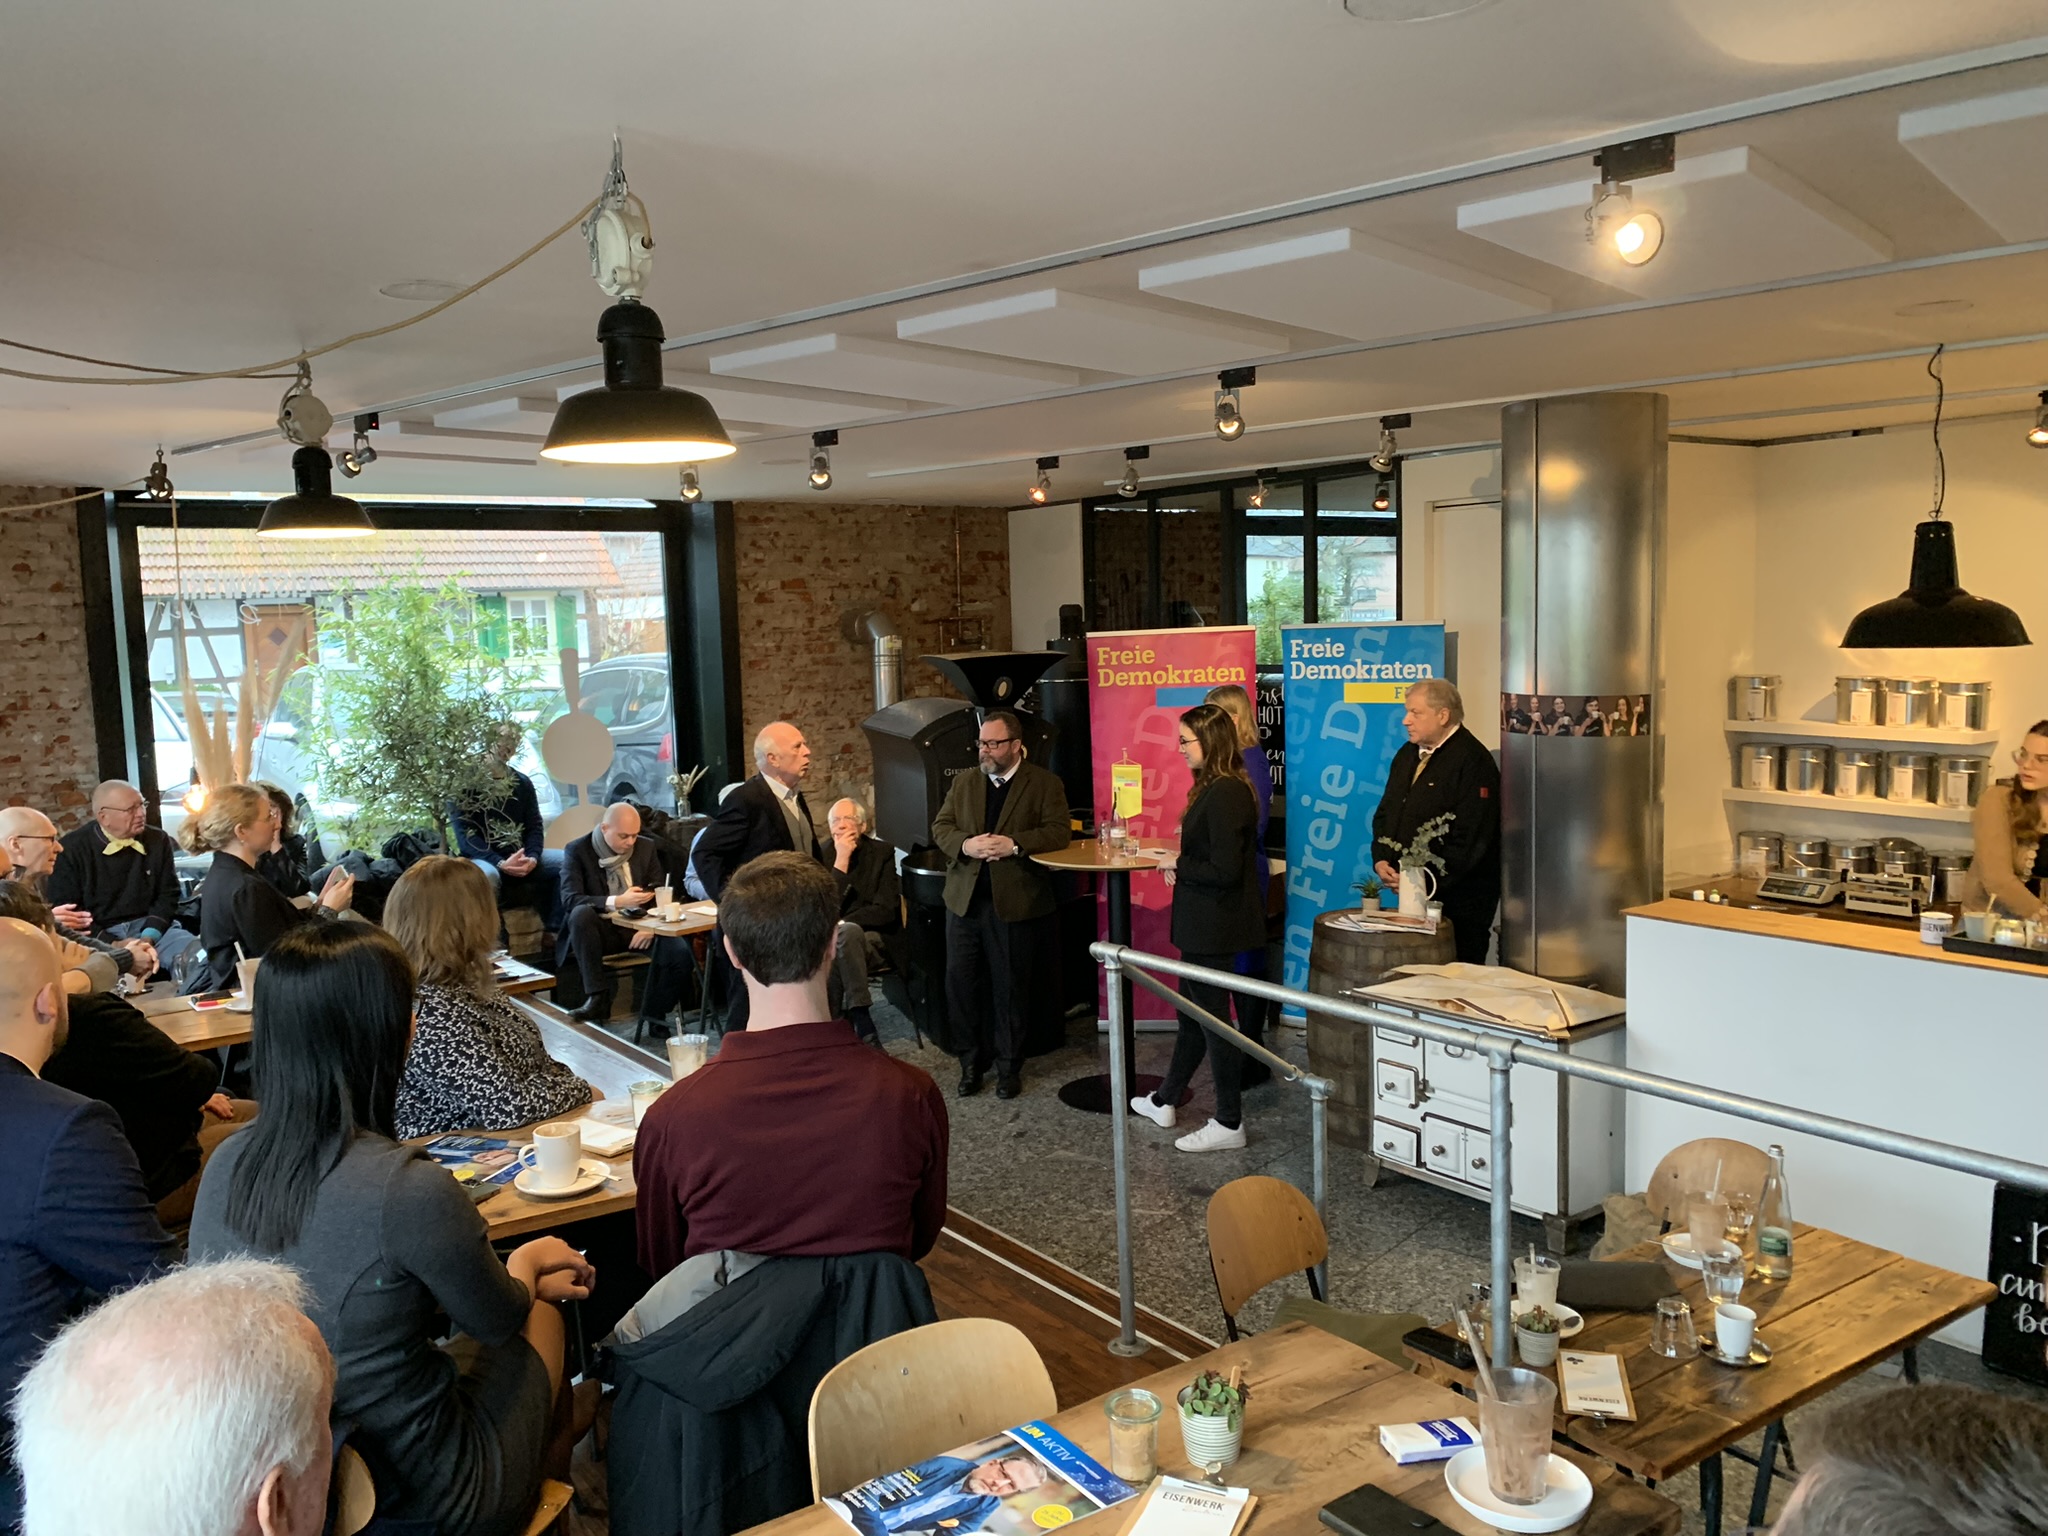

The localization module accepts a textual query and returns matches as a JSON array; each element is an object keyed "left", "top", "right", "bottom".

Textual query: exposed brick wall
[
  {"left": 731, "top": 503, "right": 1010, "bottom": 812},
  {"left": 0, "top": 489, "right": 99, "bottom": 828}
]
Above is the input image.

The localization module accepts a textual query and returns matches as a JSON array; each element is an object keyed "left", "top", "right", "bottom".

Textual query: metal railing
[{"left": 1096, "top": 941, "right": 2048, "bottom": 1368}]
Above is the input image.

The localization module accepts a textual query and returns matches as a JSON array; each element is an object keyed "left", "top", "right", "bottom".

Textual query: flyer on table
[{"left": 825, "top": 1421, "right": 1136, "bottom": 1536}]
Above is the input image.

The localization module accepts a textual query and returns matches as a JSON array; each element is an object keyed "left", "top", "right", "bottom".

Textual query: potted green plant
[
  {"left": 1514, "top": 1305, "right": 1561, "bottom": 1368},
  {"left": 1353, "top": 873, "right": 1386, "bottom": 909},
  {"left": 1176, "top": 1366, "right": 1250, "bottom": 1469}
]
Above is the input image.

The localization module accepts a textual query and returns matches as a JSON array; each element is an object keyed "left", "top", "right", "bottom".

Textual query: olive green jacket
[{"left": 929, "top": 759, "right": 1071, "bottom": 921}]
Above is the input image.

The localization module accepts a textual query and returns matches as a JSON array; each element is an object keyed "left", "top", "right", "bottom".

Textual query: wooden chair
[
  {"left": 1206, "top": 1176, "right": 1425, "bottom": 1368},
  {"left": 330, "top": 1447, "right": 572, "bottom": 1536},
  {"left": 1645, "top": 1137, "right": 1771, "bottom": 1227},
  {"left": 807, "top": 1319, "right": 1057, "bottom": 1498}
]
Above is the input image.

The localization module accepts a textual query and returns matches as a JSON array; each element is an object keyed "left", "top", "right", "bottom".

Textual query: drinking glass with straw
[{"left": 1459, "top": 1306, "right": 1558, "bottom": 1506}]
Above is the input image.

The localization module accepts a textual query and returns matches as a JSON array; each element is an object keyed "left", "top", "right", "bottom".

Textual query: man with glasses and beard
[{"left": 929, "top": 711, "right": 1070, "bottom": 1100}]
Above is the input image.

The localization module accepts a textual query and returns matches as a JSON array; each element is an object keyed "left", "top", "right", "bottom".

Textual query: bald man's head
[
  {"left": 90, "top": 780, "right": 149, "bottom": 839},
  {"left": 0, "top": 807, "right": 60, "bottom": 878},
  {"left": 753, "top": 722, "right": 811, "bottom": 787},
  {"left": 600, "top": 801, "right": 642, "bottom": 855},
  {"left": 0, "top": 916, "right": 67, "bottom": 1070}
]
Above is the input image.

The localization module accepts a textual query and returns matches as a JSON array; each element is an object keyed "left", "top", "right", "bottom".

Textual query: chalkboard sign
[{"left": 1983, "top": 1182, "right": 2048, "bottom": 1385}]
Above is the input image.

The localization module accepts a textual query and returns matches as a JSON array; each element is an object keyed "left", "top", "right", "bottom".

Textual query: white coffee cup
[
  {"left": 1715, "top": 1302, "right": 1757, "bottom": 1360},
  {"left": 235, "top": 956, "right": 261, "bottom": 998},
  {"left": 521, "top": 1122, "right": 583, "bottom": 1190}
]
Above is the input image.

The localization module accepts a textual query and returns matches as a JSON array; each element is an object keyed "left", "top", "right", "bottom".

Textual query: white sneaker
[
  {"left": 1175, "top": 1119, "right": 1248, "bottom": 1153},
  {"left": 1129, "top": 1094, "right": 1176, "bottom": 1129}
]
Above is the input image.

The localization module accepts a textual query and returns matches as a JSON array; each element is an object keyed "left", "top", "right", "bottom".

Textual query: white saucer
[
  {"left": 1660, "top": 1232, "right": 1708, "bottom": 1270},
  {"left": 1511, "top": 1300, "right": 1583, "bottom": 1338},
  {"left": 513, "top": 1158, "right": 610, "bottom": 1200},
  {"left": 1444, "top": 1448, "right": 1594, "bottom": 1533},
  {"left": 224, "top": 997, "right": 254, "bottom": 1014}
]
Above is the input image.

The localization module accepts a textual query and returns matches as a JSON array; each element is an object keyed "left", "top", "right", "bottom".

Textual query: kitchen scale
[
  {"left": 1755, "top": 872, "right": 1843, "bottom": 906},
  {"left": 1844, "top": 871, "right": 1928, "bottom": 918}
]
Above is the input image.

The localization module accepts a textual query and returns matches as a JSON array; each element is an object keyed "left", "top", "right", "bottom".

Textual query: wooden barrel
[{"left": 1305, "top": 910, "right": 1457, "bottom": 1151}]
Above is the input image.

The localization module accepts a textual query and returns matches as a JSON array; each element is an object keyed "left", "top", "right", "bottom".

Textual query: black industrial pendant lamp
[
  {"left": 542, "top": 139, "right": 736, "bottom": 467},
  {"left": 1840, "top": 345, "right": 2029, "bottom": 650},
  {"left": 258, "top": 365, "right": 376, "bottom": 538}
]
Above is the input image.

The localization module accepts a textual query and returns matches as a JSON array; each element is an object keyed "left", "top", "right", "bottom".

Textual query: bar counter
[{"left": 1624, "top": 893, "right": 2046, "bottom": 1348}]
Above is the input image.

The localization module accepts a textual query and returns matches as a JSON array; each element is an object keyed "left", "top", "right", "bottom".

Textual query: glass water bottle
[{"left": 1756, "top": 1144, "right": 1794, "bottom": 1281}]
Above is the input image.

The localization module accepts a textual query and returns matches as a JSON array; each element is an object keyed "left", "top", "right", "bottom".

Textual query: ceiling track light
[
  {"left": 1248, "top": 471, "right": 1272, "bottom": 511},
  {"left": 1119, "top": 445, "right": 1150, "bottom": 499},
  {"left": 809, "top": 430, "right": 837, "bottom": 491},
  {"left": 1585, "top": 134, "right": 1673, "bottom": 268},
  {"left": 542, "top": 138, "right": 737, "bottom": 466},
  {"left": 1372, "top": 476, "right": 1394, "bottom": 512},
  {"left": 1368, "top": 412, "right": 1410, "bottom": 473},
  {"left": 336, "top": 413, "right": 380, "bottom": 478},
  {"left": 1840, "top": 345, "right": 2028, "bottom": 649},
  {"left": 1028, "top": 455, "right": 1059, "bottom": 505},
  {"left": 679, "top": 464, "right": 703, "bottom": 502},
  {"left": 2029, "top": 390, "right": 2048, "bottom": 449},
  {"left": 1214, "top": 366, "right": 1256, "bottom": 441}
]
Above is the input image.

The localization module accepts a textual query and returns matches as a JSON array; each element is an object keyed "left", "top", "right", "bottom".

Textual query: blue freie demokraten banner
[{"left": 1280, "top": 622, "right": 1447, "bottom": 1008}]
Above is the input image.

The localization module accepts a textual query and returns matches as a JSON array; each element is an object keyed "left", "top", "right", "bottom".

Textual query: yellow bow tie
[{"left": 103, "top": 837, "right": 144, "bottom": 856}]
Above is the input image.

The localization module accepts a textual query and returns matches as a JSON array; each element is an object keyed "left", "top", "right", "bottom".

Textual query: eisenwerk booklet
[{"left": 825, "top": 1421, "right": 1136, "bottom": 1536}]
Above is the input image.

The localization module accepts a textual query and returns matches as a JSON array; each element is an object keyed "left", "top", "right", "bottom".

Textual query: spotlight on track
[
  {"left": 1248, "top": 472, "right": 1269, "bottom": 511},
  {"left": 1028, "top": 456, "right": 1058, "bottom": 505},
  {"left": 336, "top": 414, "right": 380, "bottom": 478},
  {"left": 1585, "top": 134, "right": 1673, "bottom": 268},
  {"left": 2029, "top": 391, "right": 2048, "bottom": 449},
  {"left": 679, "top": 464, "right": 703, "bottom": 501},
  {"left": 1214, "top": 367, "right": 1255, "bottom": 441},
  {"left": 809, "top": 430, "right": 837, "bottom": 491},
  {"left": 1373, "top": 476, "right": 1393, "bottom": 512},
  {"left": 1368, "top": 413, "right": 1410, "bottom": 474},
  {"left": 1119, "top": 445, "right": 1149, "bottom": 499}
]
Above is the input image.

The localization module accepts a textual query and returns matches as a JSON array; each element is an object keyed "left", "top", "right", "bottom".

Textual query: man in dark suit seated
[
  {"left": 826, "top": 798, "right": 903, "bottom": 1046},
  {"left": 0, "top": 916, "right": 174, "bottom": 1528},
  {"left": 451, "top": 726, "right": 563, "bottom": 933},
  {"left": 692, "top": 722, "right": 823, "bottom": 1032},
  {"left": 929, "top": 710, "right": 1072, "bottom": 1100},
  {"left": 1371, "top": 678, "right": 1502, "bottom": 966},
  {"left": 558, "top": 802, "right": 695, "bottom": 1031},
  {"left": 46, "top": 780, "right": 200, "bottom": 979}
]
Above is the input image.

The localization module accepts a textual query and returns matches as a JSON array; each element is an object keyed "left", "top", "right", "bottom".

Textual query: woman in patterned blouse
[{"left": 385, "top": 856, "right": 595, "bottom": 1140}]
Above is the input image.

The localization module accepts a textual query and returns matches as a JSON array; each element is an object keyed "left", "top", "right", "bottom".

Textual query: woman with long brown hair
[
  {"left": 385, "top": 856, "right": 594, "bottom": 1139},
  {"left": 1965, "top": 720, "right": 2048, "bottom": 921},
  {"left": 1130, "top": 704, "right": 1267, "bottom": 1153}
]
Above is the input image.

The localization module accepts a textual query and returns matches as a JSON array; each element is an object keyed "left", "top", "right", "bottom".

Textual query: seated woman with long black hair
[
  {"left": 183, "top": 783, "right": 353, "bottom": 994},
  {"left": 189, "top": 922, "right": 596, "bottom": 1536}
]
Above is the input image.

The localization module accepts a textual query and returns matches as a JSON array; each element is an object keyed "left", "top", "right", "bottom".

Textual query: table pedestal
[{"left": 1057, "top": 868, "right": 1190, "bottom": 1115}]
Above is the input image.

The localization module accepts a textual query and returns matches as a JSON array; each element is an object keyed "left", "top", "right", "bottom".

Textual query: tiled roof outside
[{"left": 137, "top": 528, "right": 626, "bottom": 600}]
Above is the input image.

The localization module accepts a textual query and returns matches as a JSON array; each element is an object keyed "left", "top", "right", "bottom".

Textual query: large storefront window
[{"left": 137, "top": 525, "right": 675, "bottom": 838}]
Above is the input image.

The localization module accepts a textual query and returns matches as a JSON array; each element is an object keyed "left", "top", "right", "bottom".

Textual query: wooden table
[
  {"left": 133, "top": 984, "right": 256, "bottom": 1052},
  {"left": 609, "top": 901, "right": 719, "bottom": 1030},
  {"left": 493, "top": 955, "right": 556, "bottom": 997},
  {"left": 1033, "top": 840, "right": 1175, "bottom": 1114},
  {"left": 744, "top": 1322, "right": 1679, "bottom": 1536},
  {"left": 1405, "top": 1223, "right": 1996, "bottom": 1533}
]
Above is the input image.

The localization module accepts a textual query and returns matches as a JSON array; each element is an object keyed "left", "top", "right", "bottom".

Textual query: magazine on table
[
  {"left": 421, "top": 1135, "right": 524, "bottom": 1197},
  {"left": 824, "top": 1421, "right": 1136, "bottom": 1536}
]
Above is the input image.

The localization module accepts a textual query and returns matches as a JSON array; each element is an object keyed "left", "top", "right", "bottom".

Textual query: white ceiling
[{"left": 5, "top": 1, "right": 2048, "bottom": 506}]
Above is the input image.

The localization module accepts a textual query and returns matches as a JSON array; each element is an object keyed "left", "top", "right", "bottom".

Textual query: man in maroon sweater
[{"left": 634, "top": 852, "right": 949, "bottom": 1280}]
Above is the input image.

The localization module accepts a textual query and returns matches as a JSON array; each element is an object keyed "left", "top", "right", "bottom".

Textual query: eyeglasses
[
  {"left": 2015, "top": 749, "right": 2048, "bottom": 769},
  {"left": 1177, "top": 736, "right": 1199, "bottom": 749},
  {"left": 977, "top": 737, "right": 1018, "bottom": 750},
  {"left": 14, "top": 833, "right": 58, "bottom": 845}
]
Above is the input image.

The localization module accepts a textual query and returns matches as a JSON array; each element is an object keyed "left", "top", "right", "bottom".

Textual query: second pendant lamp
[{"left": 1840, "top": 346, "right": 2029, "bottom": 650}]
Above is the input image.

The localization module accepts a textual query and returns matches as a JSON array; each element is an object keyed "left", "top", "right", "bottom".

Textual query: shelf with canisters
[
  {"left": 1722, "top": 786, "right": 1973, "bottom": 826},
  {"left": 1723, "top": 718, "right": 2001, "bottom": 749}
]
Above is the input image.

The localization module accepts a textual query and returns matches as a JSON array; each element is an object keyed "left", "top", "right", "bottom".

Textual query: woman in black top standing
[
  {"left": 185, "top": 783, "right": 353, "bottom": 993},
  {"left": 1130, "top": 704, "right": 1267, "bottom": 1153}
]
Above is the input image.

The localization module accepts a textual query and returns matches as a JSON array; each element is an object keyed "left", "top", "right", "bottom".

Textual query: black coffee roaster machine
[{"left": 861, "top": 632, "right": 1095, "bottom": 1054}]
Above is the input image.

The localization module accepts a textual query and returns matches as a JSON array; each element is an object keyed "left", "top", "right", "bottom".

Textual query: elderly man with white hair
[
  {"left": 0, "top": 807, "right": 157, "bottom": 983},
  {"left": 692, "top": 721, "right": 825, "bottom": 1031},
  {"left": 826, "top": 797, "right": 904, "bottom": 1045},
  {"left": 1369, "top": 678, "right": 1502, "bottom": 965},
  {"left": 46, "top": 780, "right": 201, "bottom": 977},
  {"left": 11, "top": 1259, "right": 334, "bottom": 1536}
]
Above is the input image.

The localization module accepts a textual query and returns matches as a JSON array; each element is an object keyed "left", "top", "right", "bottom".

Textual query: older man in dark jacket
[
  {"left": 559, "top": 802, "right": 695, "bottom": 1031},
  {"left": 1371, "top": 679, "right": 1501, "bottom": 965}
]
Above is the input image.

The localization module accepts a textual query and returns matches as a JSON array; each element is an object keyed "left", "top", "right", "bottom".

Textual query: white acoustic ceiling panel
[
  {"left": 1456, "top": 146, "right": 1893, "bottom": 296},
  {"left": 709, "top": 333, "right": 1078, "bottom": 405},
  {"left": 555, "top": 374, "right": 909, "bottom": 428},
  {"left": 432, "top": 396, "right": 557, "bottom": 434},
  {"left": 1138, "top": 227, "right": 1550, "bottom": 340},
  {"left": 1899, "top": 84, "right": 2048, "bottom": 241},
  {"left": 895, "top": 288, "right": 1284, "bottom": 375}
]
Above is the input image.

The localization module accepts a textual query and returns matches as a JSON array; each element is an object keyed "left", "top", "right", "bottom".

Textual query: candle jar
[{"left": 1104, "top": 1388, "right": 1163, "bottom": 1483}]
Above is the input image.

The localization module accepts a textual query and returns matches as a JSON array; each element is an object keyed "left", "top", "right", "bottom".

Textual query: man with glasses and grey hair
[
  {"left": 0, "top": 808, "right": 156, "bottom": 984},
  {"left": 1370, "top": 678, "right": 1501, "bottom": 965},
  {"left": 11, "top": 1259, "right": 335, "bottom": 1536},
  {"left": 827, "top": 797, "right": 903, "bottom": 1046},
  {"left": 46, "top": 781, "right": 200, "bottom": 977},
  {"left": 930, "top": 710, "right": 1070, "bottom": 1099},
  {"left": 1770, "top": 1382, "right": 2048, "bottom": 1536}
]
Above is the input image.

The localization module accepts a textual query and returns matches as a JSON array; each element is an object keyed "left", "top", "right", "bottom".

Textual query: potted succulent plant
[
  {"left": 1177, "top": 1366, "right": 1250, "bottom": 1470},
  {"left": 1514, "top": 1305, "right": 1561, "bottom": 1368}
]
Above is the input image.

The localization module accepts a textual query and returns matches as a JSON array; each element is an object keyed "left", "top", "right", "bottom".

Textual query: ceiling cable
[{"left": 0, "top": 196, "right": 602, "bottom": 386}]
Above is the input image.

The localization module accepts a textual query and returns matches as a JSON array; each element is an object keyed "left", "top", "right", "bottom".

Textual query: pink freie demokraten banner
[{"left": 1086, "top": 626, "right": 1258, "bottom": 1019}]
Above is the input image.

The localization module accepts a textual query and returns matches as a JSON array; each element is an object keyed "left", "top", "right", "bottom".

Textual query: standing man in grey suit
[
  {"left": 930, "top": 710, "right": 1071, "bottom": 1100},
  {"left": 692, "top": 722, "right": 823, "bottom": 1031}
]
